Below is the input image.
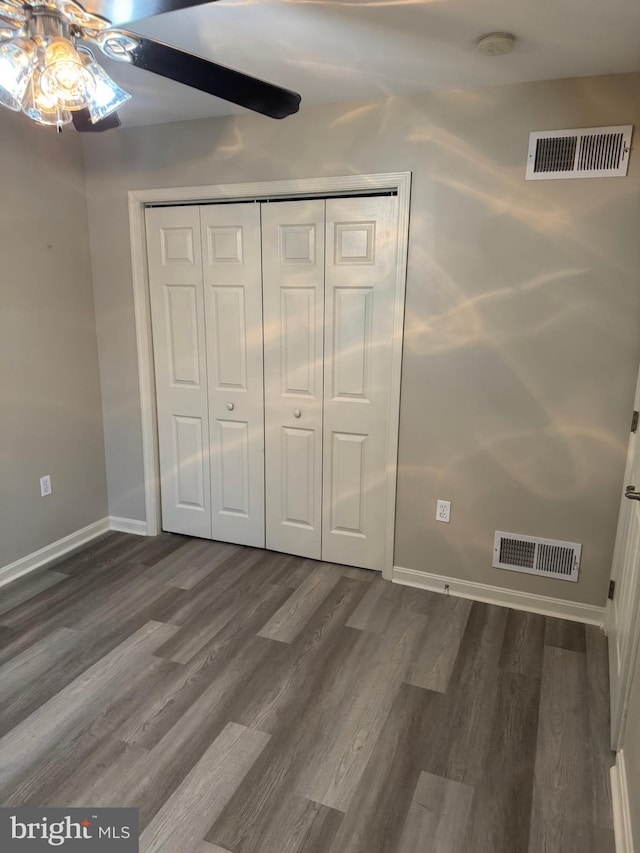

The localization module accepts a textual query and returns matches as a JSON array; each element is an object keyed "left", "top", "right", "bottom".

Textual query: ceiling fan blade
[
  {"left": 126, "top": 36, "right": 301, "bottom": 119},
  {"left": 80, "top": 0, "right": 220, "bottom": 27},
  {"left": 72, "top": 109, "right": 122, "bottom": 132}
]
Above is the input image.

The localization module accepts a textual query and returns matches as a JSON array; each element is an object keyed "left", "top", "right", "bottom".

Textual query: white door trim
[
  {"left": 611, "top": 750, "right": 635, "bottom": 853},
  {"left": 128, "top": 172, "right": 411, "bottom": 579},
  {"left": 606, "top": 361, "right": 640, "bottom": 749}
]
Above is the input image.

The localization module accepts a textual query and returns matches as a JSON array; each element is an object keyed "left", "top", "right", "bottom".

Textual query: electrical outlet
[
  {"left": 436, "top": 499, "right": 450, "bottom": 523},
  {"left": 40, "top": 475, "right": 52, "bottom": 497}
]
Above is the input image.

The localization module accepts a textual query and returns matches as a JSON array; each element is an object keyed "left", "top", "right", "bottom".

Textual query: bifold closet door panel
[
  {"left": 322, "top": 195, "right": 399, "bottom": 570},
  {"left": 262, "top": 200, "right": 325, "bottom": 559},
  {"left": 146, "top": 206, "right": 212, "bottom": 539},
  {"left": 201, "top": 204, "right": 265, "bottom": 547}
]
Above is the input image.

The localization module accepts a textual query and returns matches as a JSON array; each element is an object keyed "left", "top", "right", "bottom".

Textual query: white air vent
[
  {"left": 526, "top": 125, "right": 633, "bottom": 180},
  {"left": 493, "top": 531, "right": 581, "bottom": 582}
]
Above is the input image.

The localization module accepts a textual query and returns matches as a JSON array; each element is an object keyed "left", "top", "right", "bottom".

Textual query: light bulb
[
  {"left": 40, "top": 37, "right": 95, "bottom": 111},
  {"left": 22, "top": 67, "right": 72, "bottom": 126},
  {"left": 0, "top": 37, "right": 37, "bottom": 111}
]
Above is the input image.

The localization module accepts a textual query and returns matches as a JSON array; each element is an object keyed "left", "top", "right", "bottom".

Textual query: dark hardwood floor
[{"left": 0, "top": 532, "right": 615, "bottom": 852}]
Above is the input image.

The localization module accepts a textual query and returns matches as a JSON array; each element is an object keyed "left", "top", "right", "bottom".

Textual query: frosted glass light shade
[
  {"left": 0, "top": 38, "right": 37, "bottom": 111},
  {"left": 40, "top": 37, "right": 95, "bottom": 111},
  {"left": 22, "top": 68, "right": 72, "bottom": 126},
  {"left": 83, "top": 56, "right": 130, "bottom": 122}
]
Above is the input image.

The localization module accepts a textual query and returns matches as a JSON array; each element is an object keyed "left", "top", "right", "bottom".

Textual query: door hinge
[
  {"left": 631, "top": 410, "right": 639, "bottom": 433},
  {"left": 608, "top": 580, "right": 616, "bottom": 601}
]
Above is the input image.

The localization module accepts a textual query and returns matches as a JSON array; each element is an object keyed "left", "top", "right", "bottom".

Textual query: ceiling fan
[{"left": 0, "top": 0, "right": 301, "bottom": 131}]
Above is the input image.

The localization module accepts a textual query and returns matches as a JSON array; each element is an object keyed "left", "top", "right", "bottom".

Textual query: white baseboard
[
  {"left": 392, "top": 566, "right": 606, "bottom": 626},
  {"left": 109, "top": 516, "right": 149, "bottom": 536},
  {"left": 0, "top": 517, "right": 110, "bottom": 588},
  {"left": 611, "top": 750, "right": 634, "bottom": 853}
]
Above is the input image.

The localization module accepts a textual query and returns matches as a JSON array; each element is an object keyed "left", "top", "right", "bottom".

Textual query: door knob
[
  {"left": 625, "top": 485, "right": 640, "bottom": 500},
  {"left": 293, "top": 409, "right": 301, "bottom": 418},
  {"left": 226, "top": 402, "right": 234, "bottom": 411}
]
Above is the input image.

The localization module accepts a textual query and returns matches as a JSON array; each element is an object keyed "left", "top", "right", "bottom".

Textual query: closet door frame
[{"left": 129, "top": 172, "right": 411, "bottom": 579}]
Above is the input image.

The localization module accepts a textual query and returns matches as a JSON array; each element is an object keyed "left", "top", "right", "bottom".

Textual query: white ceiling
[{"left": 99, "top": 0, "right": 640, "bottom": 126}]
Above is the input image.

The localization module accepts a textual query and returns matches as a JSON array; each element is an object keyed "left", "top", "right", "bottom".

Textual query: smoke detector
[{"left": 477, "top": 32, "right": 516, "bottom": 56}]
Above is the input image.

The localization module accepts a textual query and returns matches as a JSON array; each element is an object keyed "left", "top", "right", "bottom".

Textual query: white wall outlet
[
  {"left": 436, "top": 499, "right": 451, "bottom": 523},
  {"left": 40, "top": 475, "right": 52, "bottom": 497}
]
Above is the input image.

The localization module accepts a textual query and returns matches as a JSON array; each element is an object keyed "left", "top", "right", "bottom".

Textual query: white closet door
[
  {"left": 146, "top": 206, "right": 212, "bottom": 538},
  {"left": 262, "top": 200, "right": 325, "bottom": 559},
  {"left": 322, "top": 196, "right": 399, "bottom": 570},
  {"left": 201, "top": 203, "right": 265, "bottom": 547}
]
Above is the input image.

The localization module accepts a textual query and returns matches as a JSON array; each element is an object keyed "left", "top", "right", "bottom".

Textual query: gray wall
[
  {"left": 622, "top": 647, "right": 640, "bottom": 846},
  {"left": 0, "top": 110, "right": 107, "bottom": 568},
  {"left": 82, "top": 72, "right": 640, "bottom": 607}
]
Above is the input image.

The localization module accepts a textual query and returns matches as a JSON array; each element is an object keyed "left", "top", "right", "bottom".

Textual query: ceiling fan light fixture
[
  {"left": 40, "top": 36, "right": 95, "bottom": 110},
  {"left": 0, "top": 36, "right": 37, "bottom": 111},
  {"left": 0, "top": 1, "right": 300, "bottom": 130}
]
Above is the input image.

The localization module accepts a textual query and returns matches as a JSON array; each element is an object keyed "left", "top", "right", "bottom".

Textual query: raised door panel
[
  {"left": 280, "top": 287, "right": 317, "bottom": 397},
  {"left": 281, "top": 426, "right": 316, "bottom": 529},
  {"left": 330, "top": 432, "right": 367, "bottom": 537},
  {"left": 332, "top": 287, "right": 373, "bottom": 401},
  {"left": 201, "top": 203, "right": 265, "bottom": 547},
  {"left": 164, "top": 285, "right": 201, "bottom": 386},
  {"left": 322, "top": 196, "right": 399, "bottom": 569},
  {"left": 146, "top": 206, "right": 212, "bottom": 538},
  {"left": 262, "top": 200, "right": 325, "bottom": 559},
  {"left": 216, "top": 420, "right": 250, "bottom": 516},
  {"left": 210, "top": 286, "right": 247, "bottom": 390},
  {"left": 173, "top": 416, "right": 207, "bottom": 510}
]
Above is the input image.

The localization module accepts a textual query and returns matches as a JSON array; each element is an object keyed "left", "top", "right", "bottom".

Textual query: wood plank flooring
[{"left": 0, "top": 532, "right": 615, "bottom": 852}]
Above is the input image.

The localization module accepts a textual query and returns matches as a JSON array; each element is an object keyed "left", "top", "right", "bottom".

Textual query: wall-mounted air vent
[
  {"left": 493, "top": 531, "right": 581, "bottom": 582},
  {"left": 526, "top": 125, "right": 633, "bottom": 180}
]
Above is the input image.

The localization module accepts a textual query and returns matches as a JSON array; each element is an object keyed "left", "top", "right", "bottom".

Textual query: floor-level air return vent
[
  {"left": 526, "top": 125, "right": 633, "bottom": 180},
  {"left": 493, "top": 531, "right": 581, "bottom": 582}
]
